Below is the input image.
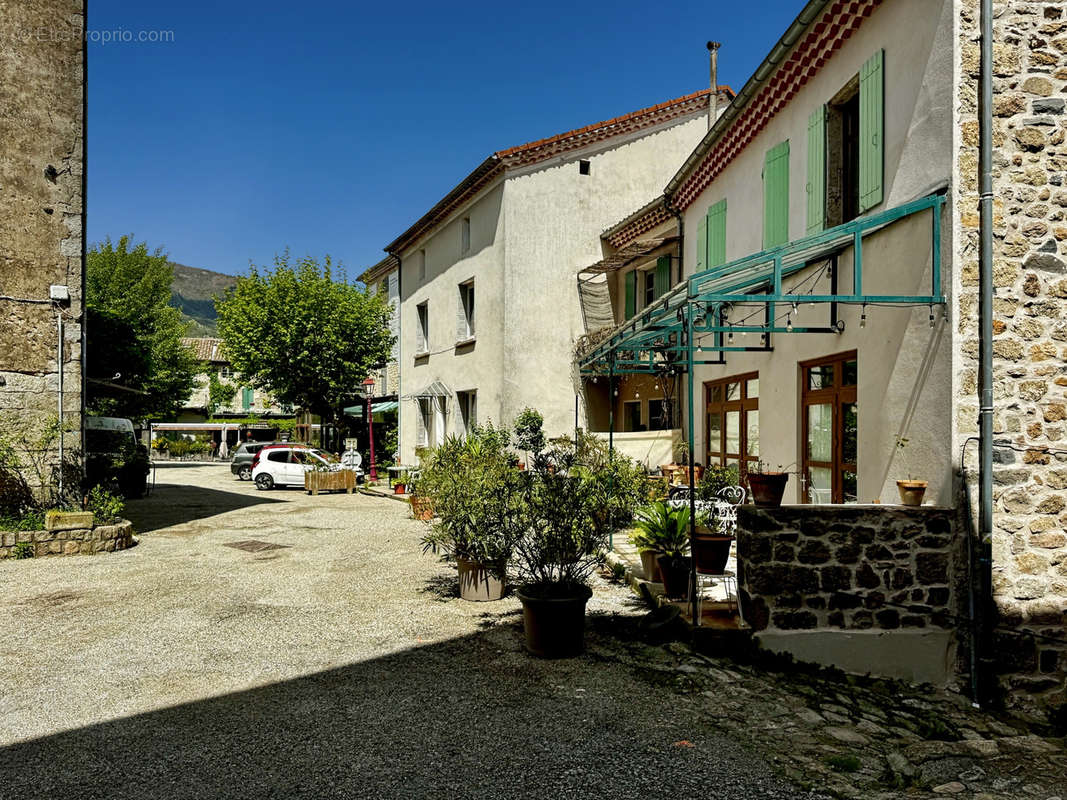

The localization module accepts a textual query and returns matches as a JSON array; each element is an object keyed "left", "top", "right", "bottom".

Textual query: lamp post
[{"left": 362, "top": 377, "right": 377, "bottom": 481}]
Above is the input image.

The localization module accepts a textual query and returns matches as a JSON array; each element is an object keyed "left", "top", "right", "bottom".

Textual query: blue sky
[{"left": 88, "top": 1, "right": 807, "bottom": 277}]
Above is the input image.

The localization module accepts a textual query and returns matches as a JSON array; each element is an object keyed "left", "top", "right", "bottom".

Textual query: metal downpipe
[{"left": 976, "top": 0, "right": 996, "bottom": 706}]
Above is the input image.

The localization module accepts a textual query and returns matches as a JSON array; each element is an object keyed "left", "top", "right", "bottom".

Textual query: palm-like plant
[{"left": 632, "top": 501, "right": 690, "bottom": 560}]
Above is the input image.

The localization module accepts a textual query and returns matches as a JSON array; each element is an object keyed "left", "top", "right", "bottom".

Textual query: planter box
[
  {"left": 44, "top": 510, "right": 94, "bottom": 531},
  {"left": 304, "top": 469, "right": 357, "bottom": 495}
]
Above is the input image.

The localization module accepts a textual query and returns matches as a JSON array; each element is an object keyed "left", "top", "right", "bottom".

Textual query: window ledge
[
  {"left": 413, "top": 350, "right": 430, "bottom": 360},
  {"left": 454, "top": 336, "right": 476, "bottom": 349}
]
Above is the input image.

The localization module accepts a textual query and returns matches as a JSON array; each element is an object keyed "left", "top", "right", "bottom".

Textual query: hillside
[{"left": 169, "top": 263, "right": 237, "bottom": 336}]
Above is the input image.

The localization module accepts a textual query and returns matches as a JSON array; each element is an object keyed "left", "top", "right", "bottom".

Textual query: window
[
  {"left": 643, "top": 270, "right": 656, "bottom": 309},
  {"left": 220, "top": 366, "right": 233, "bottom": 379},
  {"left": 763, "top": 140, "right": 790, "bottom": 249},
  {"left": 801, "top": 352, "right": 858, "bottom": 504},
  {"left": 624, "top": 401, "right": 644, "bottom": 432},
  {"left": 457, "top": 390, "right": 477, "bottom": 436},
  {"left": 457, "top": 280, "right": 474, "bottom": 341},
  {"left": 417, "top": 249, "right": 426, "bottom": 282},
  {"left": 648, "top": 398, "right": 674, "bottom": 431},
  {"left": 461, "top": 217, "right": 471, "bottom": 254},
  {"left": 417, "top": 397, "right": 446, "bottom": 448},
  {"left": 416, "top": 302, "right": 429, "bottom": 355},
  {"left": 705, "top": 373, "right": 759, "bottom": 479},
  {"left": 266, "top": 450, "right": 288, "bottom": 463},
  {"left": 807, "top": 49, "right": 884, "bottom": 233},
  {"left": 579, "top": 159, "right": 590, "bottom": 175}
]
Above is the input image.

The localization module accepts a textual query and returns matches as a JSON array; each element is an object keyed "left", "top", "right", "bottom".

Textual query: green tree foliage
[
  {"left": 86, "top": 236, "right": 198, "bottom": 420},
  {"left": 207, "top": 373, "right": 237, "bottom": 418},
  {"left": 215, "top": 252, "right": 394, "bottom": 438}
]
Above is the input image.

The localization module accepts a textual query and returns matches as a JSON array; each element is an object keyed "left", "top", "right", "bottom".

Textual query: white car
[{"left": 252, "top": 444, "right": 357, "bottom": 490}]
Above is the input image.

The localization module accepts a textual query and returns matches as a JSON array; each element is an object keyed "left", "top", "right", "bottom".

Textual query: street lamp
[{"left": 362, "top": 377, "right": 377, "bottom": 481}]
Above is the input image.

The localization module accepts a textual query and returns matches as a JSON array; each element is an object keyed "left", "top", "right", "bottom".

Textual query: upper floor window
[
  {"left": 457, "top": 280, "right": 475, "bottom": 341},
  {"left": 416, "top": 301, "right": 429, "bottom": 355},
  {"left": 624, "top": 255, "right": 672, "bottom": 319},
  {"left": 461, "top": 217, "right": 471, "bottom": 254}
]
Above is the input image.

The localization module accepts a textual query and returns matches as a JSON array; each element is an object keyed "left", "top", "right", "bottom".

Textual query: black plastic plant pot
[{"left": 516, "top": 585, "right": 593, "bottom": 658}]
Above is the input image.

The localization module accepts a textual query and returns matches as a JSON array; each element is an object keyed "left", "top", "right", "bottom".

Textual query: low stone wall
[
  {"left": 1, "top": 518, "right": 135, "bottom": 558},
  {"left": 736, "top": 505, "right": 964, "bottom": 684}
]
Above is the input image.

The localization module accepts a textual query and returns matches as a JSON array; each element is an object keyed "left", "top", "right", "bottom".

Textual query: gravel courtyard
[{"left": 0, "top": 463, "right": 827, "bottom": 800}]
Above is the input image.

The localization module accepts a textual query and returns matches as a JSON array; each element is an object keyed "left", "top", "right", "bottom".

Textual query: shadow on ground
[
  {"left": 126, "top": 481, "right": 283, "bottom": 534},
  {"left": 0, "top": 626, "right": 810, "bottom": 800}
]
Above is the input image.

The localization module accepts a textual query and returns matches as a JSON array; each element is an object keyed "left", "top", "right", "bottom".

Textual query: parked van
[{"left": 84, "top": 416, "right": 149, "bottom": 498}]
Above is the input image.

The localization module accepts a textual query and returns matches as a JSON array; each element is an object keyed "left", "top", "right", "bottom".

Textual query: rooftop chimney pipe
[{"left": 707, "top": 41, "right": 721, "bottom": 130}]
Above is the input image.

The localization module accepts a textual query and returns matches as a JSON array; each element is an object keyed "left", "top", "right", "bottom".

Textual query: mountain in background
[{"left": 169, "top": 263, "right": 237, "bottom": 337}]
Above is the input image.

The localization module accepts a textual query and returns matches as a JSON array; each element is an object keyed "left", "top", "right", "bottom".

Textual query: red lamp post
[{"left": 362, "top": 377, "right": 377, "bottom": 481}]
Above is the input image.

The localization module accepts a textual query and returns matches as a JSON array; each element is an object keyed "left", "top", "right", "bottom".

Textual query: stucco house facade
[
  {"left": 179, "top": 337, "right": 291, "bottom": 422},
  {"left": 0, "top": 0, "right": 86, "bottom": 505},
  {"left": 385, "top": 88, "right": 732, "bottom": 463},
  {"left": 578, "top": 0, "right": 1067, "bottom": 708}
]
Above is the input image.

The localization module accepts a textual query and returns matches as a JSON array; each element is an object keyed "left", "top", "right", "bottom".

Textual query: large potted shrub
[
  {"left": 746, "top": 461, "right": 790, "bottom": 507},
  {"left": 512, "top": 430, "right": 637, "bottom": 658},
  {"left": 693, "top": 464, "right": 742, "bottom": 573},
  {"left": 419, "top": 423, "right": 525, "bottom": 601}
]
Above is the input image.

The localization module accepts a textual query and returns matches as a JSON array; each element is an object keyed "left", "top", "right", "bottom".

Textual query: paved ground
[{"left": 0, "top": 464, "right": 827, "bottom": 800}]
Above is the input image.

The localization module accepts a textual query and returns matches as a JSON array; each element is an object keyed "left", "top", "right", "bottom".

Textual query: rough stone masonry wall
[
  {"left": 0, "top": 1, "right": 86, "bottom": 483},
  {"left": 736, "top": 506, "right": 961, "bottom": 636},
  {"left": 0, "top": 520, "right": 134, "bottom": 558},
  {"left": 956, "top": 1, "right": 1067, "bottom": 707}
]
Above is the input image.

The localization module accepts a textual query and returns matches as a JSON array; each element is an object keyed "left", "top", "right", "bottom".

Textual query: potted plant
[
  {"left": 628, "top": 523, "right": 662, "bottom": 583},
  {"left": 746, "top": 461, "right": 790, "bottom": 507},
  {"left": 419, "top": 423, "right": 524, "bottom": 602},
  {"left": 392, "top": 478, "right": 406, "bottom": 495},
  {"left": 630, "top": 502, "right": 691, "bottom": 600},
  {"left": 409, "top": 488, "right": 434, "bottom": 521},
  {"left": 513, "top": 407, "right": 546, "bottom": 471},
  {"left": 512, "top": 428, "right": 641, "bottom": 658},
  {"left": 895, "top": 437, "right": 928, "bottom": 506},
  {"left": 692, "top": 464, "right": 743, "bottom": 573}
]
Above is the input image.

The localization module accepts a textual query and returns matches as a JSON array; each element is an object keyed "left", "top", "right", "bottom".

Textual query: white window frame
[
  {"left": 416, "top": 301, "right": 429, "bottom": 356},
  {"left": 457, "top": 280, "right": 475, "bottom": 342},
  {"left": 456, "top": 390, "right": 477, "bottom": 437}
]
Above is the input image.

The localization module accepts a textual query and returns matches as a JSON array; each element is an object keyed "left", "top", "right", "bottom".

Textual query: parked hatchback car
[
  {"left": 252, "top": 444, "right": 357, "bottom": 490},
  {"left": 230, "top": 441, "right": 276, "bottom": 481}
]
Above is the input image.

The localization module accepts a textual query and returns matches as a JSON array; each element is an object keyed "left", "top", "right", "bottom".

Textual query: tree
[
  {"left": 207, "top": 373, "right": 236, "bottom": 418},
  {"left": 215, "top": 252, "right": 394, "bottom": 443},
  {"left": 86, "top": 236, "right": 198, "bottom": 420}
]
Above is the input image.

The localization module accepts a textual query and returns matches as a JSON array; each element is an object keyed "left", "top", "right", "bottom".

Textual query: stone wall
[
  {"left": 955, "top": 0, "right": 1067, "bottom": 707},
  {"left": 1, "top": 520, "right": 135, "bottom": 558},
  {"left": 0, "top": 1, "right": 86, "bottom": 498},
  {"left": 737, "top": 506, "right": 961, "bottom": 635}
]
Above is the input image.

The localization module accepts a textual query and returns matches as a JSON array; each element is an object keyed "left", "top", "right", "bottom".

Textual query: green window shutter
[
  {"left": 654, "top": 256, "right": 670, "bottom": 299},
  {"left": 706, "top": 198, "right": 727, "bottom": 267},
  {"left": 806, "top": 106, "right": 827, "bottom": 234},
  {"left": 859, "top": 49, "right": 884, "bottom": 212},
  {"left": 696, "top": 214, "right": 707, "bottom": 272},
  {"left": 763, "top": 140, "right": 790, "bottom": 249},
  {"left": 242, "top": 388, "right": 253, "bottom": 410},
  {"left": 624, "top": 271, "right": 637, "bottom": 319}
]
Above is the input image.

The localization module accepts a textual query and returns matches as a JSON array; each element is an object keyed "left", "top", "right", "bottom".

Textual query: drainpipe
[
  {"left": 57, "top": 308, "right": 64, "bottom": 505},
  {"left": 976, "top": 0, "right": 995, "bottom": 706},
  {"left": 707, "top": 41, "right": 721, "bottom": 130}
]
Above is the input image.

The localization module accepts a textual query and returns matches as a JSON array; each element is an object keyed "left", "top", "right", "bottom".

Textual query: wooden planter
[{"left": 304, "top": 469, "right": 357, "bottom": 495}]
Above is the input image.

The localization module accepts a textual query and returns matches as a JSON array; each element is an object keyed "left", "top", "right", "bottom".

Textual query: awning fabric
[{"left": 344, "top": 401, "right": 400, "bottom": 416}]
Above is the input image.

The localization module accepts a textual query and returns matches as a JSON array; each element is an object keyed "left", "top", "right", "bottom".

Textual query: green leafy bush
[
  {"left": 631, "top": 501, "right": 690, "bottom": 559},
  {"left": 11, "top": 541, "right": 34, "bottom": 559},
  {"left": 418, "top": 423, "right": 526, "bottom": 565},
  {"left": 697, "top": 463, "right": 740, "bottom": 503},
  {"left": 86, "top": 485, "right": 125, "bottom": 524},
  {"left": 0, "top": 510, "right": 44, "bottom": 531}
]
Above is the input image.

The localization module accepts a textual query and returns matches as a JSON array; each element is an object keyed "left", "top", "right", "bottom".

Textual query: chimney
[{"left": 707, "top": 41, "right": 721, "bottom": 130}]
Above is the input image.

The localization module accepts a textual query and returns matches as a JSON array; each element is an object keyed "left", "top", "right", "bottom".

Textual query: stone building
[
  {"left": 0, "top": 0, "right": 86, "bottom": 503},
  {"left": 178, "top": 337, "right": 292, "bottom": 421},
  {"left": 955, "top": 0, "right": 1067, "bottom": 706}
]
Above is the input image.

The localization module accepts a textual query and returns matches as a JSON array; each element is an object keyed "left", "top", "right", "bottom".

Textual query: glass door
[
  {"left": 705, "top": 373, "right": 759, "bottom": 480},
  {"left": 801, "top": 352, "right": 857, "bottom": 503}
]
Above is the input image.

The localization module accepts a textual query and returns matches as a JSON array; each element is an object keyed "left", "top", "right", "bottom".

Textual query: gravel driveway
[{"left": 0, "top": 464, "right": 825, "bottom": 799}]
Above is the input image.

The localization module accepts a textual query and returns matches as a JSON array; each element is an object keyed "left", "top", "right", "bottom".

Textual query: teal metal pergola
[{"left": 579, "top": 191, "right": 947, "bottom": 625}]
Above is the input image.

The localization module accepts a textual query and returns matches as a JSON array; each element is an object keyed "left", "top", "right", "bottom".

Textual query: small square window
[{"left": 579, "top": 159, "right": 590, "bottom": 175}]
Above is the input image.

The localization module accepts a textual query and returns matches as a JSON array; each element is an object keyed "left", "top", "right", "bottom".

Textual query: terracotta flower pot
[
  {"left": 393, "top": 483, "right": 406, "bottom": 495},
  {"left": 516, "top": 584, "right": 593, "bottom": 658},
  {"left": 656, "top": 554, "right": 692, "bottom": 600},
  {"left": 896, "top": 480, "right": 928, "bottom": 506},
  {"left": 456, "top": 557, "right": 507, "bottom": 602},
  {"left": 692, "top": 529, "right": 734, "bottom": 575},
  {"left": 639, "top": 549, "right": 662, "bottom": 582},
  {"left": 410, "top": 496, "right": 434, "bottom": 521},
  {"left": 747, "top": 472, "right": 789, "bottom": 507}
]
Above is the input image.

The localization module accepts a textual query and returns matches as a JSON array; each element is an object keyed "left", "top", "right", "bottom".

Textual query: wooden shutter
[
  {"left": 696, "top": 214, "right": 708, "bottom": 271},
  {"left": 624, "top": 271, "right": 637, "bottom": 319},
  {"left": 654, "top": 256, "right": 670, "bottom": 299},
  {"left": 434, "top": 397, "right": 446, "bottom": 447},
  {"left": 416, "top": 399, "right": 428, "bottom": 447},
  {"left": 763, "top": 140, "right": 790, "bottom": 249},
  {"left": 470, "top": 392, "right": 476, "bottom": 428},
  {"left": 806, "top": 106, "right": 827, "bottom": 234},
  {"left": 416, "top": 304, "right": 426, "bottom": 352},
  {"left": 706, "top": 199, "right": 727, "bottom": 267},
  {"left": 859, "top": 49, "right": 884, "bottom": 212}
]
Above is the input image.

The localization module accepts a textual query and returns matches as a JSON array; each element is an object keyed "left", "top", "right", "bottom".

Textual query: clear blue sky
[{"left": 88, "top": 1, "right": 807, "bottom": 277}]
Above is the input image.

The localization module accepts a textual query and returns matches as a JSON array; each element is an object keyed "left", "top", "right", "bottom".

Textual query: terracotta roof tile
[{"left": 181, "top": 337, "right": 225, "bottom": 363}]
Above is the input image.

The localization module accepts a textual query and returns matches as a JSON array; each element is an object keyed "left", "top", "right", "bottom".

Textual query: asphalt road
[{"left": 0, "top": 464, "right": 824, "bottom": 800}]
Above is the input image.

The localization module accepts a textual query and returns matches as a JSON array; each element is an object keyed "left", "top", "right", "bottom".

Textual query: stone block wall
[
  {"left": 955, "top": 0, "right": 1067, "bottom": 707},
  {"left": 0, "top": 1, "right": 86, "bottom": 496},
  {"left": 736, "top": 506, "right": 961, "bottom": 636},
  {"left": 1, "top": 520, "right": 134, "bottom": 558}
]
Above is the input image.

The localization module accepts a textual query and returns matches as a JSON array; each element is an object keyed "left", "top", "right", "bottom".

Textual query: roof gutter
[{"left": 664, "top": 0, "right": 832, "bottom": 199}]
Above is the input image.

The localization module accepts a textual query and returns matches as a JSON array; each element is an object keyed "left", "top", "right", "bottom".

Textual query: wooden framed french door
[
  {"left": 704, "top": 372, "right": 759, "bottom": 480},
  {"left": 800, "top": 351, "right": 858, "bottom": 504}
]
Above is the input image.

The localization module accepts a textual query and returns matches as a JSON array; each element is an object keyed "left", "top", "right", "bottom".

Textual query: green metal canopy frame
[{"left": 579, "top": 191, "right": 946, "bottom": 627}]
